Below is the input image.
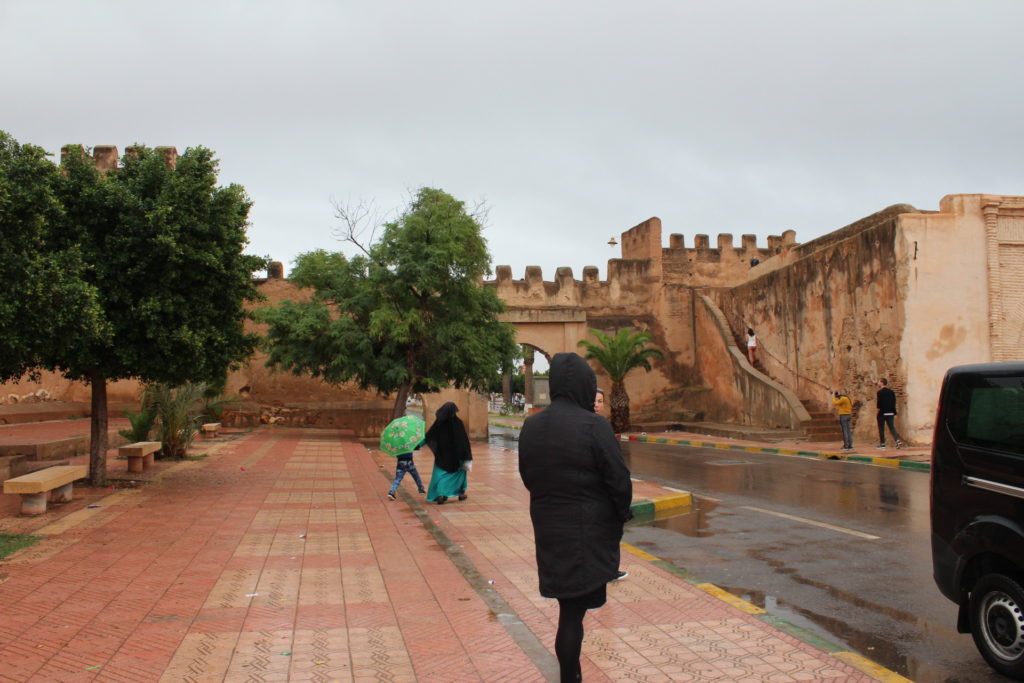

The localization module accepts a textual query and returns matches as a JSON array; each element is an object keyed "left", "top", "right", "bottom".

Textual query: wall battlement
[
  {"left": 60, "top": 145, "right": 180, "bottom": 171},
  {"left": 664, "top": 229, "right": 797, "bottom": 260},
  {"left": 487, "top": 259, "right": 659, "bottom": 310},
  {"left": 617, "top": 216, "right": 797, "bottom": 262},
  {"left": 488, "top": 218, "right": 801, "bottom": 304}
]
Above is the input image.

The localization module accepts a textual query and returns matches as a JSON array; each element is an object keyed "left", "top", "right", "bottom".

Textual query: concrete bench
[
  {"left": 118, "top": 441, "right": 161, "bottom": 473},
  {"left": 201, "top": 422, "right": 221, "bottom": 438},
  {"left": 4, "top": 465, "right": 88, "bottom": 515}
]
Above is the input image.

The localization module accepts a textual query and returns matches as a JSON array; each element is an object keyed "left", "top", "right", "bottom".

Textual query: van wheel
[{"left": 969, "top": 573, "right": 1024, "bottom": 679}]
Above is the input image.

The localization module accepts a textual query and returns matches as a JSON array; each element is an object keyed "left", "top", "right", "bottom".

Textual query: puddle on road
[{"left": 488, "top": 428, "right": 520, "bottom": 449}]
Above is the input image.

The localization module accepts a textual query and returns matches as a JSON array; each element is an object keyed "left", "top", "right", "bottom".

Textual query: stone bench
[
  {"left": 201, "top": 422, "right": 221, "bottom": 438},
  {"left": 3, "top": 465, "right": 88, "bottom": 515},
  {"left": 118, "top": 441, "right": 161, "bottom": 473}
]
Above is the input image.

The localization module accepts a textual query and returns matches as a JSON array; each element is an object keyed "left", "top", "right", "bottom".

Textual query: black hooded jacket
[{"left": 518, "top": 353, "right": 633, "bottom": 599}]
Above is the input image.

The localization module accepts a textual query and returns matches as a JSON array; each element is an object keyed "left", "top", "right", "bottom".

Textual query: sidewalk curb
[
  {"left": 621, "top": 542, "right": 914, "bottom": 683},
  {"left": 629, "top": 492, "right": 692, "bottom": 520},
  {"left": 622, "top": 434, "right": 931, "bottom": 473}
]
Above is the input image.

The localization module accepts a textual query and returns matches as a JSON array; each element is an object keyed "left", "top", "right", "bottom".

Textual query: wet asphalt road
[{"left": 490, "top": 428, "right": 1007, "bottom": 683}]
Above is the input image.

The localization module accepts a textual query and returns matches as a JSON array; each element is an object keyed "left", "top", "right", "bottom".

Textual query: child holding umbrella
[{"left": 379, "top": 414, "right": 427, "bottom": 500}]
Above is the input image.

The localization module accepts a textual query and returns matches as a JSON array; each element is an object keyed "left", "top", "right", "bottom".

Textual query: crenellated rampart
[
  {"left": 483, "top": 217, "right": 806, "bottom": 422},
  {"left": 487, "top": 260, "right": 659, "bottom": 312},
  {"left": 487, "top": 219, "right": 801, "bottom": 307}
]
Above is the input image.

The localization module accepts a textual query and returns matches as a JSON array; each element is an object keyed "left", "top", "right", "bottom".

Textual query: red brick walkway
[{"left": 0, "top": 427, "right": 893, "bottom": 681}]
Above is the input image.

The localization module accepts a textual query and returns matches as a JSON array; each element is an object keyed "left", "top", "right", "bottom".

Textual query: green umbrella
[{"left": 379, "top": 414, "right": 426, "bottom": 457}]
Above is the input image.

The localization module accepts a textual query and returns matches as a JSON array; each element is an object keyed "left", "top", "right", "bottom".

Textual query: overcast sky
[{"left": 4, "top": 0, "right": 1023, "bottom": 280}]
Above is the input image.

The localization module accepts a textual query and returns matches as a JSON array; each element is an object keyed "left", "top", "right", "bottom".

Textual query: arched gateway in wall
[
  {"left": 496, "top": 307, "right": 591, "bottom": 406},
  {"left": 498, "top": 308, "right": 590, "bottom": 359}
]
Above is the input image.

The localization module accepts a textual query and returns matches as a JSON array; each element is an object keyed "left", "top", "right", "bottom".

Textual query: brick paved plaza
[{"left": 0, "top": 423, "right": 897, "bottom": 682}]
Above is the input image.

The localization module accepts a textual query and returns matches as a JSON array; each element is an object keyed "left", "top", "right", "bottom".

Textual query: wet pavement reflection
[{"left": 620, "top": 443, "right": 1006, "bottom": 683}]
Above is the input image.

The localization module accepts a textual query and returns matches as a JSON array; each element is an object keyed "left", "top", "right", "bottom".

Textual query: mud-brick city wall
[
  {"left": 487, "top": 255, "right": 700, "bottom": 424},
  {"left": 712, "top": 206, "right": 912, "bottom": 443}
]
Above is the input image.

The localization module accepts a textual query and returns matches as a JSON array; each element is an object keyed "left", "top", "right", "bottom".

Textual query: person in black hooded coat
[
  {"left": 518, "top": 352, "right": 633, "bottom": 682},
  {"left": 424, "top": 401, "right": 472, "bottom": 504}
]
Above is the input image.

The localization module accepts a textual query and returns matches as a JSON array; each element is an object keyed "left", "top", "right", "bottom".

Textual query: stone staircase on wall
[
  {"left": 729, "top": 329, "right": 842, "bottom": 442},
  {"left": 800, "top": 400, "right": 843, "bottom": 441}
]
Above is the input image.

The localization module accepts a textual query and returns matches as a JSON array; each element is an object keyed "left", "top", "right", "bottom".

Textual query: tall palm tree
[{"left": 578, "top": 328, "right": 663, "bottom": 433}]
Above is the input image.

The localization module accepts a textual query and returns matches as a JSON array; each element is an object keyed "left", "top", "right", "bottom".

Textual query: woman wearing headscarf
[
  {"left": 424, "top": 401, "right": 472, "bottom": 505},
  {"left": 518, "top": 353, "right": 633, "bottom": 682}
]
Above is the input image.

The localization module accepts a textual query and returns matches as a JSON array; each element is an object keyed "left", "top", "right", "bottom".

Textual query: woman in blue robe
[{"left": 425, "top": 402, "right": 472, "bottom": 505}]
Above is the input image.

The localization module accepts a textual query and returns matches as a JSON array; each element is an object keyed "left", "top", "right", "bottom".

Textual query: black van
[{"left": 932, "top": 362, "right": 1024, "bottom": 679}]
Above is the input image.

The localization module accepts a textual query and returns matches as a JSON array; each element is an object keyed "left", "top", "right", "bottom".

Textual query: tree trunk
[
  {"left": 87, "top": 368, "right": 108, "bottom": 486},
  {"left": 610, "top": 380, "right": 630, "bottom": 434},
  {"left": 392, "top": 381, "right": 411, "bottom": 420}
]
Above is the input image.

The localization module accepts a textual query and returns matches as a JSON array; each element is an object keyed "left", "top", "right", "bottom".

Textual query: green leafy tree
[
  {"left": 578, "top": 327, "right": 664, "bottom": 433},
  {"left": 0, "top": 132, "right": 104, "bottom": 383},
  {"left": 260, "top": 187, "right": 518, "bottom": 419},
  {"left": 37, "top": 143, "right": 266, "bottom": 484},
  {"left": 487, "top": 370, "right": 526, "bottom": 396}
]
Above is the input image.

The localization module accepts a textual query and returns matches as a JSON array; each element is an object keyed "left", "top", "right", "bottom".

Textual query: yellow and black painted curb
[
  {"left": 628, "top": 491, "right": 692, "bottom": 521},
  {"left": 621, "top": 542, "right": 915, "bottom": 683},
  {"left": 622, "top": 434, "right": 930, "bottom": 474}
]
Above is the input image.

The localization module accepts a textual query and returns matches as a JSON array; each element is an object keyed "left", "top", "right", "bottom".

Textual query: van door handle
[{"left": 963, "top": 476, "right": 1024, "bottom": 501}]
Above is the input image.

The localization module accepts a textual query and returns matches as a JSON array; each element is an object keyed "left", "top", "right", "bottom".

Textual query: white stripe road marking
[{"left": 741, "top": 506, "right": 880, "bottom": 540}]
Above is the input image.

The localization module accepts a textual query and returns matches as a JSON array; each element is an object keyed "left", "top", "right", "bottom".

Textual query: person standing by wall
[
  {"left": 830, "top": 389, "right": 854, "bottom": 451},
  {"left": 746, "top": 328, "right": 758, "bottom": 366},
  {"left": 519, "top": 354, "right": 633, "bottom": 682},
  {"left": 876, "top": 378, "right": 905, "bottom": 449}
]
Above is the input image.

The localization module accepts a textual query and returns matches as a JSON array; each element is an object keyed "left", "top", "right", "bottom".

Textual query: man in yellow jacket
[{"left": 831, "top": 390, "right": 854, "bottom": 451}]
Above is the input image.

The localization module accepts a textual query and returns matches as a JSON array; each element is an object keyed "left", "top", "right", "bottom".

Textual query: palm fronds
[
  {"left": 118, "top": 385, "right": 157, "bottom": 443},
  {"left": 149, "top": 382, "right": 207, "bottom": 459},
  {"left": 578, "top": 327, "right": 663, "bottom": 433}
]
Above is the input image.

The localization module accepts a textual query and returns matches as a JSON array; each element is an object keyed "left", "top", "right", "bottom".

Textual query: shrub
[
  {"left": 118, "top": 385, "right": 157, "bottom": 442},
  {"left": 150, "top": 382, "right": 206, "bottom": 459}
]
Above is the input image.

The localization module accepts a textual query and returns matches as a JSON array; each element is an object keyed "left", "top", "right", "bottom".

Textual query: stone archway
[
  {"left": 499, "top": 308, "right": 591, "bottom": 406},
  {"left": 499, "top": 308, "right": 590, "bottom": 359}
]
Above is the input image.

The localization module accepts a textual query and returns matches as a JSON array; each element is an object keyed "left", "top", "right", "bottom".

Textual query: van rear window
[{"left": 947, "top": 377, "right": 1024, "bottom": 454}]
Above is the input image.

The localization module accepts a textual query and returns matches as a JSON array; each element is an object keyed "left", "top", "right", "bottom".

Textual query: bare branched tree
[
  {"left": 468, "top": 197, "right": 491, "bottom": 228},
  {"left": 330, "top": 197, "right": 387, "bottom": 256}
]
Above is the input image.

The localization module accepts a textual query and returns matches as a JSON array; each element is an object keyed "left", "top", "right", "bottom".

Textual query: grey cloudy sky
[{"left": 4, "top": 0, "right": 1023, "bottom": 280}]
